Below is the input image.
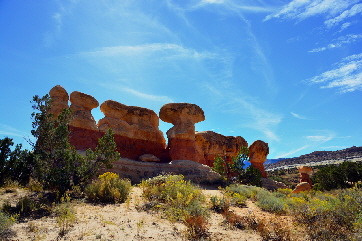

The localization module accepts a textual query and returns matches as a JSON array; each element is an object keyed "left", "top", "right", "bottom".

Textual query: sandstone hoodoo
[
  {"left": 69, "top": 91, "right": 99, "bottom": 130},
  {"left": 159, "top": 103, "right": 205, "bottom": 162},
  {"left": 195, "top": 131, "right": 248, "bottom": 166},
  {"left": 249, "top": 140, "right": 269, "bottom": 178},
  {"left": 290, "top": 165, "right": 313, "bottom": 193},
  {"left": 98, "top": 100, "right": 165, "bottom": 144},
  {"left": 49, "top": 85, "right": 69, "bottom": 117}
]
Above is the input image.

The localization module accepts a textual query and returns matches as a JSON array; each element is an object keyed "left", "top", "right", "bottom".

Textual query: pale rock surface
[
  {"left": 195, "top": 131, "right": 248, "bottom": 166},
  {"left": 138, "top": 154, "right": 160, "bottom": 162},
  {"left": 159, "top": 103, "right": 205, "bottom": 161},
  {"left": 101, "top": 158, "right": 222, "bottom": 183},
  {"left": 98, "top": 100, "right": 165, "bottom": 143},
  {"left": 69, "top": 91, "right": 99, "bottom": 130},
  {"left": 49, "top": 85, "right": 69, "bottom": 117},
  {"left": 249, "top": 140, "right": 269, "bottom": 178},
  {"left": 292, "top": 182, "right": 312, "bottom": 193}
]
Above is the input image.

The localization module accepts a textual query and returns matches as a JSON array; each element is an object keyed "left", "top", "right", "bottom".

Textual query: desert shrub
[
  {"left": 225, "top": 184, "right": 264, "bottom": 199},
  {"left": 27, "top": 178, "right": 43, "bottom": 192},
  {"left": 54, "top": 194, "right": 76, "bottom": 236},
  {"left": 139, "top": 174, "right": 210, "bottom": 239},
  {"left": 256, "top": 217, "right": 292, "bottom": 241},
  {"left": 210, "top": 195, "right": 230, "bottom": 213},
  {"left": 255, "top": 192, "right": 287, "bottom": 214},
  {"left": 15, "top": 196, "right": 38, "bottom": 214},
  {"left": 287, "top": 188, "right": 362, "bottom": 240},
  {"left": 85, "top": 172, "right": 131, "bottom": 203},
  {"left": 0, "top": 211, "right": 16, "bottom": 236}
]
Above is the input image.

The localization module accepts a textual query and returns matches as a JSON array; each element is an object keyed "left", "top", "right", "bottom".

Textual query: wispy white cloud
[
  {"left": 192, "top": 0, "right": 276, "bottom": 13},
  {"left": 291, "top": 112, "right": 308, "bottom": 120},
  {"left": 309, "top": 34, "right": 362, "bottom": 52},
  {"left": 276, "top": 145, "right": 310, "bottom": 158},
  {"left": 306, "top": 135, "right": 333, "bottom": 142},
  {"left": 264, "top": 0, "right": 360, "bottom": 27},
  {"left": 99, "top": 83, "right": 174, "bottom": 103},
  {"left": 80, "top": 43, "right": 216, "bottom": 60},
  {"left": 324, "top": 3, "right": 362, "bottom": 28},
  {"left": 306, "top": 53, "right": 362, "bottom": 93},
  {"left": 0, "top": 124, "right": 27, "bottom": 137}
]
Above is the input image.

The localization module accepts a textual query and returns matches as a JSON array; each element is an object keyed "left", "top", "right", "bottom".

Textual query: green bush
[
  {"left": 0, "top": 211, "right": 16, "bottom": 236},
  {"left": 54, "top": 194, "right": 76, "bottom": 236},
  {"left": 85, "top": 172, "right": 131, "bottom": 203}
]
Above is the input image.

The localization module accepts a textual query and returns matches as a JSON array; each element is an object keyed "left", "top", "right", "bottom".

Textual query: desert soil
[{"left": 1, "top": 186, "right": 303, "bottom": 241}]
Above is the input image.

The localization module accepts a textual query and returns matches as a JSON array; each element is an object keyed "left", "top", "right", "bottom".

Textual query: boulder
[
  {"left": 297, "top": 165, "right": 313, "bottom": 188},
  {"left": 195, "top": 131, "right": 248, "bottom": 166},
  {"left": 100, "top": 158, "right": 222, "bottom": 184},
  {"left": 69, "top": 91, "right": 99, "bottom": 130},
  {"left": 138, "top": 154, "right": 160, "bottom": 162},
  {"left": 249, "top": 140, "right": 269, "bottom": 178},
  {"left": 159, "top": 103, "right": 205, "bottom": 161},
  {"left": 292, "top": 182, "right": 312, "bottom": 193},
  {"left": 49, "top": 85, "right": 69, "bottom": 117},
  {"left": 261, "top": 178, "right": 288, "bottom": 191}
]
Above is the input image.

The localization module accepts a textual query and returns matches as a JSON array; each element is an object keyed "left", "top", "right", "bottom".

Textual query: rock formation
[
  {"left": 48, "top": 85, "right": 272, "bottom": 183},
  {"left": 159, "top": 103, "right": 205, "bottom": 162},
  {"left": 292, "top": 182, "right": 312, "bottom": 193},
  {"left": 291, "top": 166, "right": 313, "bottom": 193},
  {"left": 49, "top": 85, "right": 69, "bottom": 117},
  {"left": 195, "top": 131, "right": 248, "bottom": 166},
  {"left": 98, "top": 100, "right": 165, "bottom": 143},
  {"left": 69, "top": 91, "right": 99, "bottom": 130},
  {"left": 249, "top": 140, "right": 269, "bottom": 178},
  {"left": 101, "top": 158, "right": 222, "bottom": 184}
]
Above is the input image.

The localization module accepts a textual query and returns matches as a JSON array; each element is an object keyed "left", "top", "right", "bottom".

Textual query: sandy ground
[{"left": 1, "top": 187, "right": 304, "bottom": 241}]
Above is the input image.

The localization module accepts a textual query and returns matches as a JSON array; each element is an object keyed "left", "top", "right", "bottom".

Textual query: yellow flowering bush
[{"left": 85, "top": 172, "right": 131, "bottom": 203}]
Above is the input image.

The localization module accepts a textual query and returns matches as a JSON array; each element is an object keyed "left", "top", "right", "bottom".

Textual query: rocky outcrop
[
  {"left": 69, "top": 91, "right": 99, "bottom": 130},
  {"left": 297, "top": 165, "right": 313, "bottom": 187},
  {"left": 159, "top": 103, "right": 205, "bottom": 162},
  {"left": 292, "top": 182, "right": 312, "bottom": 193},
  {"left": 49, "top": 85, "right": 69, "bottom": 117},
  {"left": 98, "top": 100, "right": 165, "bottom": 143},
  {"left": 101, "top": 158, "right": 222, "bottom": 184},
  {"left": 195, "top": 131, "right": 248, "bottom": 166},
  {"left": 249, "top": 140, "right": 269, "bottom": 178},
  {"left": 261, "top": 178, "right": 287, "bottom": 191}
]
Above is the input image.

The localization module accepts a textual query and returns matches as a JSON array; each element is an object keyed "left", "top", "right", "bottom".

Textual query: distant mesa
[{"left": 48, "top": 85, "right": 270, "bottom": 183}]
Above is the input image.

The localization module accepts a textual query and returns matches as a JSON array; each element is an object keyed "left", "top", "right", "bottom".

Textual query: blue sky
[{"left": 1, "top": 0, "right": 361, "bottom": 159}]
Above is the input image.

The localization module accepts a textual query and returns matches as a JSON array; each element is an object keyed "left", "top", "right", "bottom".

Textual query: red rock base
[{"left": 68, "top": 126, "right": 170, "bottom": 162}]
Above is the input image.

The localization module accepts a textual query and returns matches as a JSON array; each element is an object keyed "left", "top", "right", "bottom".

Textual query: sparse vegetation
[
  {"left": 0, "top": 211, "right": 16, "bottom": 236},
  {"left": 139, "top": 174, "right": 210, "bottom": 240}
]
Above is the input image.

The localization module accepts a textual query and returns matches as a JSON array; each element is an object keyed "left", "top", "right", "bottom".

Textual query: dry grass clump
[
  {"left": 85, "top": 172, "right": 131, "bottom": 203},
  {"left": 53, "top": 194, "right": 76, "bottom": 236},
  {"left": 139, "top": 174, "right": 210, "bottom": 240},
  {"left": 0, "top": 211, "right": 16, "bottom": 237}
]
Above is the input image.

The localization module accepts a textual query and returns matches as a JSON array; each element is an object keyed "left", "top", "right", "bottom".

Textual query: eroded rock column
[
  {"left": 68, "top": 91, "right": 101, "bottom": 151},
  {"left": 160, "top": 103, "right": 205, "bottom": 162},
  {"left": 249, "top": 140, "right": 269, "bottom": 178},
  {"left": 69, "top": 91, "right": 99, "bottom": 130},
  {"left": 292, "top": 165, "right": 313, "bottom": 193},
  {"left": 49, "top": 85, "right": 69, "bottom": 117}
]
